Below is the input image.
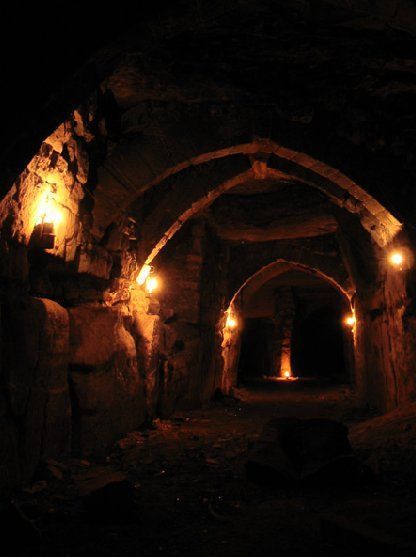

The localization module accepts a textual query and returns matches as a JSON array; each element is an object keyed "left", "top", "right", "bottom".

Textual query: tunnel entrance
[
  {"left": 291, "top": 304, "right": 349, "bottom": 382},
  {"left": 235, "top": 270, "right": 353, "bottom": 386},
  {"left": 238, "top": 317, "right": 276, "bottom": 383}
]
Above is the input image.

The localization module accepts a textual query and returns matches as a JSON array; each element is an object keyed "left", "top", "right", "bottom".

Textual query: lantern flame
[
  {"left": 35, "top": 188, "right": 62, "bottom": 226},
  {"left": 145, "top": 276, "right": 159, "bottom": 294},
  {"left": 389, "top": 250, "right": 404, "bottom": 268},
  {"left": 226, "top": 314, "right": 237, "bottom": 329},
  {"left": 344, "top": 314, "right": 356, "bottom": 327}
]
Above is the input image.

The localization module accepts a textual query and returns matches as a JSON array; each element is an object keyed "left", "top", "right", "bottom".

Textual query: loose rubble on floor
[{"left": 3, "top": 386, "right": 416, "bottom": 556}]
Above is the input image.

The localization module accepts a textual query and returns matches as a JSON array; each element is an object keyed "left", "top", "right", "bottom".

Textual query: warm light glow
[
  {"left": 145, "top": 276, "right": 159, "bottom": 294},
  {"left": 137, "top": 264, "right": 152, "bottom": 286},
  {"left": 35, "top": 188, "right": 62, "bottom": 226},
  {"left": 279, "top": 349, "right": 293, "bottom": 379},
  {"left": 344, "top": 314, "right": 356, "bottom": 327},
  {"left": 226, "top": 314, "right": 237, "bottom": 329},
  {"left": 389, "top": 250, "right": 404, "bottom": 268}
]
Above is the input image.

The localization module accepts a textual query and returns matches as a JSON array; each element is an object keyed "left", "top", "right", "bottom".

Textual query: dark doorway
[
  {"left": 235, "top": 270, "right": 353, "bottom": 386},
  {"left": 291, "top": 304, "right": 349, "bottom": 382},
  {"left": 237, "top": 317, "right": 275, "bottom": 384}
]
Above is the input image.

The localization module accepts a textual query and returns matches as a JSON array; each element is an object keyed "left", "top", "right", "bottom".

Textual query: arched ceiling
[
  {"left": 2, "top": 0, "right": 416, "bottom": 248},
  {"left": 120, "top": 126, "right": 399, "bottom": 289},
  {"left": 224, "top": 234, "right": 354, "bottom": 308},
  {"left": 207, "top": 180, "right": 337, "bottom": 242},
  {"left": 95, "top": 113, "right": 402, "bottom": 248},
  {"left": 230, "top": 259, "right": 352, "bottom": 310},
  {"left": 238, "top": 267, "right": 349, "bottom": 319}
]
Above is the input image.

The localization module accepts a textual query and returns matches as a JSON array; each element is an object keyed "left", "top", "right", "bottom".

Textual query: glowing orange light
[
  {"left": 145, "top": 276, "right": 159, "bottom": 294},
  {"left": 389, "top": 250, "right": 404, "bottom": 268},
  {"left": 137, "top": 264, "right": 152, "bottom": 286},
  {"left": 35, "top": 188, "right": 62, "bottom": 226},
  {"left": 344, "top": 314, "right": 356, "bottom": 327},
  {"left": 226, "top": 314, "right": 237, "bottom": 329},
  {"left": 283, "top": 370, "right": 291, "bottom": 380}
]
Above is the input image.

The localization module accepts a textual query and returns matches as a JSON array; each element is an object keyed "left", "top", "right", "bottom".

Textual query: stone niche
[{"left": 68, "top": 304, "right": 146, "bottom": 457}]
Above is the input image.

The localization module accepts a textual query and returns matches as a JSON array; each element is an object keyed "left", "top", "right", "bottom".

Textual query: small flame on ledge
[
  {"left": 280, "top": 371, "right": 298, "bottom": 381},
  {"left": 263, "top": 374, "right": 299, "bottom": 382}
]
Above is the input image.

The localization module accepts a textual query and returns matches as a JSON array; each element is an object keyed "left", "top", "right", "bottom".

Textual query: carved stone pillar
[{"left": 274, "top": 286, "right": 295, "bottom": 378}]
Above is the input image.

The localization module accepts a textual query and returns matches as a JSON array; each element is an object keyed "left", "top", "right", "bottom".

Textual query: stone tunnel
[{"left": 2, "top": 2, "right": 416, "bottom": 554}]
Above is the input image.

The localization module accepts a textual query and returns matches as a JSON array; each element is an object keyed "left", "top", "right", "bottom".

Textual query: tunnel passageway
[
  {"left": 291, "top": 306, "right": 349, "bottom": 382},
  {"left": 2, "top": 3, "right": 416, "bottom": 556},
  {"left": 236, "top": 270, "right": 353, "bottom": 387},
  {"left": 238, "top": 318, "right": 276, "bottom": 383}
]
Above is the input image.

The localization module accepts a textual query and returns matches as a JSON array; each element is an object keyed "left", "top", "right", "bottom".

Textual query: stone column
[{"left": 274, "top": 287, "right": 295, "bottom": 378}]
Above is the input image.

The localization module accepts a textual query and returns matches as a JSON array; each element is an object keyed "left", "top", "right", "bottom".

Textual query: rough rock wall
[
  {"left": 339, "top": 225, "right": 416, "bottom": 412},
  {"left": 0, "top": 111, "right": 90, "bottom": 267},
  {"left": 68, "top": 304, "right": 146, "bottom": 456},
  {"left": 152, "top": 218, "right": 232, "bottom": 409},
  {"left": 155, "top": 220, "right": 210, "bottom": 413},
  {"left": 0, "top": 104, "right": 234, "bottom": 484},
  {"left": 0, "top": 110, "right": 96, "bottom": 491},
  {"left": 198, "top": 225, "right": 230, "bottom": 401},
  {"left": 0, "top": 106, "right": 158, "bottom": 486},
  {"left": 0, "top": 297, "right": 70, "bottom": 495},
  {"left": 356, "top": 247, "right": 416, "bottom": 411}
]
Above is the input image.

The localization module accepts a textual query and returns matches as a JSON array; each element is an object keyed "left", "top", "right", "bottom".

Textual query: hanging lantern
[{"left": 32, "top": 187, "right": 62, "bottom": 249}]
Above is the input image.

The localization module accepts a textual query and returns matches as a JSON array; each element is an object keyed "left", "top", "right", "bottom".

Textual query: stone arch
[
  {"left": 230, "top": 260, "right": 353, "bottom": 310},
  {"left": 139, "top": 162, "right": 339, "bottom": 266},
  {"left": 94, "top": 106, "right": 402, "bottom": 252},
  {"left": 94, "top": 132, "right": 402, "bottom": 263},
  {"left": 225, "top": 236, "right": 354, "bottom": 309},
  {"left": 220, "top": 259, "right": 354, "bottom": 393}
]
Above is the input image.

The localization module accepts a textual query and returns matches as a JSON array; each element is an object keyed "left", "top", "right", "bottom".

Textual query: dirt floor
[{"left": 6, "top": 379, "right": 416, "bottom": 556}]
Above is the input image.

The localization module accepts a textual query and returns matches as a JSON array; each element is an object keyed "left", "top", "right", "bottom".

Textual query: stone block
[
  {"left": 1, "top": 297, "right": 70, "bottom": 485},
  {"left": 77, "top": 246, "right": 113, "bottom": 279},
  {"left": 69, "top": 305, "right": 146, "bottom": 455}
]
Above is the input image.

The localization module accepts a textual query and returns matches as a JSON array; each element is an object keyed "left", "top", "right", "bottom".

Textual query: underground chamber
[{"left": 2, "top": 3, "right": 416, "bottom": 555}]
